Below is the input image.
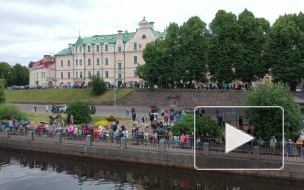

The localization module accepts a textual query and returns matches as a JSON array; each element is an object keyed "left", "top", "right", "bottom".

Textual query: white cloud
[{"left": 0, "top": 0, "right": 303, "bottom": 66}]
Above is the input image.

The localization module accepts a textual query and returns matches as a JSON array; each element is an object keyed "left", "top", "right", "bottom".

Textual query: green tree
[
  {"left": 264, "top": 12, "right": 304, "bottom": 91},
  {"left": 0, "top": 79, "right": 5, "bottom": 104},
  {"left": 90, "top": 75, "right": 107, "bottom": 95},
  {"left": 0, "top": 103, "right": 28, "bottom": 120},
  {"left": 0, "top": 62, "right": 16, "bottom": 87},
  {"left": 207, "top": 10, "right": 240, "bottom": 84},
  {"left": 13, "top": 63, "right": 27, "bottom": 86},
  {"left": 245, "top": 82, "right": 302, "bottom": 141},
  {"left": 235, "top": 9, "right": 270, "bottom": 83},
  {"left": 66, "top": 101, "right": 92, "bottom": 124},
  {"left": 178, "top": 16, "right": 209, "bottom": 83},
  {"left": 172, "top": 114, "right": 219, "bottom": 137}
]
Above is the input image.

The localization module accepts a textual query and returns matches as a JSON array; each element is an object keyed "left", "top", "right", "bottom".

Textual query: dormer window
[
  {"left": 79, "top": 46, "right": 82, "bottom": 52},
  {"left": 142, "top": 34, "right": 147, "bottom": 39},
  {"left": 88, "top": 45, "right": 91, "bottom": 52},
  {"left": 134, "top": 42, "right": 137, "bottom": 50},
  {"left": 105, "top": 44, "right": 108, "bottom": 51}
]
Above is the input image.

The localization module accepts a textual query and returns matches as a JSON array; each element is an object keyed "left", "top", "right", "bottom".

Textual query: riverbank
[
  {"left": 1, "top": 130, "right": 304, "bottom": 181},
  {"left": 2, "top": 149, "right": 304, "bottom": 190}
]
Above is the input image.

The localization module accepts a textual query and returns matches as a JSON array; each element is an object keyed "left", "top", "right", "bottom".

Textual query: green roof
[
  {"left": 149, "top": 28, "right": 165, "bottom": 38},
  {"left": 55, "top": 48, "right": 72, "bottom": 56},
  {"left": 76, "top": 36, "right": 84, "bottom": 45}
]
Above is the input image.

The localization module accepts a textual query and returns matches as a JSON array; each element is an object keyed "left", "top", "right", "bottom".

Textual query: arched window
[
  {"left": 88, "top": 45, "right": 91, "bottom": 52},
  {"left": 79, "top": 46, "right": 82, "bottom": 52},
  {"left": 142, "top": 34, "right": 147, "bottom": 39},
  {"left": 134, "top": 42, "right": 137, "bottom": 50}
]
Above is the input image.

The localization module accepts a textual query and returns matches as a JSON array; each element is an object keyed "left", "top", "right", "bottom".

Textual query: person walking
[
  {"left": 46, "top": 105, "right": 48, "bottom": 113},
  {"left": 270, "top": 136, "right": 277, "bottom": 154},
  {"left": 132, "top": 112, "right": 136, "bottom": 122},
  {"left": 239, "top": 115, "right": 243, "bottom": 130},
  {"left": 126, "top": 108, "right": 130, "bottom": 116},
  {"left": 33, "top": 105, "right": 37, "bottom": 112},
  {"left": 296, "top": 138, "right": 303, "bottom": 156},
  {"left": 217, "top": 114, "right": 223, "bottom": 129}
]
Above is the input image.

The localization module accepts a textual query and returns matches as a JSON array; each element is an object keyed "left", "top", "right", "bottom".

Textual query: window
[
  {"left": 88, "top": 71, "right": 91, "bottom": 77},
  {"left": 76, "top": 72, "right": 78, "bottom": 78},
  {"left": 105, "top": 58, "right": 108, "bottom": 65},
  {"left": 41, "top": 72, "right": 43, "bottom": 78},
  {"left": 118, "top": 63, "right": 122, "bottom": 70},
  {"left": 134, "top": 56, "right": 137, "bottom": 63},
  {"left": 88, "top": 45, "right": 91, "bottom": 52},
  {"left": 75, "top": 46, "right": 77, "bottom": 53},
  {"left": 96, "top": 45, "right": 100, "bottom": 52},
  {"left": 80, "top": 71, "right": 82, "bottom": 78},
  {"left": 97, "top": 71, "right": 100, "bottom": 77},
  {"left": 118, "top": 47, "right": 121, "bottom": 52},
  {"left": 61, "top": 72, "right": 63, "bottom": 79},
  {"left": 134, "top": 42, "right": 137, "bottom": 50},
  {"left": 105, "top": 71, "right": 108, "bottom": 78},
  {"left": 60, "top": 60, "right": 63, "bottom": 67},
  {"left": 80, "top": 59, "right": 82, "bottom": 66},
  {"left": 68, "top": 72, "right": 70, "bottom": 79},
  {"left": 36, "top": 73, "right": 38, "bottom": 79},
  {"left": 88, "top": 58, "right": 91, "bottom": 66},
  {"left": 105, "top": 44, "right": 108, "bottom": 51},
  {"left": 134, "top": 70, "right": 137, "bottom": 77},
  {"left": 76, "top": 59, "right": 78, "bottom": 66},
  {"left": 118, "top": 73, "right": 122, "bottom": 79},
  {"left": 80, "top": 46, "right": 82, "bottom": 52},
  {"left": 97, "top": 58, "right": 100, "bottom": 65},
  {"left": 68, "top": 60, "right": 70, "bottom": 66},
  {"left": 142, "top": 34, "right": 147, "bottom": 39}
]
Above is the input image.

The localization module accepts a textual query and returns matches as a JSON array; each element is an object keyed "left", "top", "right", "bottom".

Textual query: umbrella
[
  {"left": 88, "top": 125, "right": 95, "bottom": 128},
  {"left": 40, "top": 121, "right": 48, "bottom": 124}
]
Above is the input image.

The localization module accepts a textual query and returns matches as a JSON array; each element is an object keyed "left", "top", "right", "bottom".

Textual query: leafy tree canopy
[
  {"left": 172, "top": 114, "right": 219, "bottom": 137},
  {"left": 66, "top": 100, "right": 93, "bottom": 124},
  {"left": 245, "top": 82, "right": 302, "bottom": 141},
  {"left": 90, "top": 75, "right": 107, "bottom": 96}
]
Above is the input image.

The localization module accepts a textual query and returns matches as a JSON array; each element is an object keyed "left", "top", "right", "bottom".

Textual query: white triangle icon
[{"left": 225, "top": 123, "right": 254, "bottom": 153}]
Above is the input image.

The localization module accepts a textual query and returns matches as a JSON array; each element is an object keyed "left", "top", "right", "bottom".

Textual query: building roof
[
  {"left": 55, "top": 19, "right": 166, "bottom": 56},
  {"left": 55, "top": 48, "right": 72, "bottom": 56},
  {"left": 30, "top": 62, "right": 55, "bottom": 70}
]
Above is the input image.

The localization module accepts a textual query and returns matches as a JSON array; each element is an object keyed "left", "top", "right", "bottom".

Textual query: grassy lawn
[
  {"left": 5, "top": 88, "right": 135, "bottom": 104},
  {"left": 25, "top": 112, "right": 135, "bottom": 130}
]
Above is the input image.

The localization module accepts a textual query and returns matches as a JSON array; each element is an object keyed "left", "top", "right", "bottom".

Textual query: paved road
[
  {"left": 16, "top": 104, "right": 185, "bottom": 117},
  {"left": 16, "top": 104, "right": 243, "bottom": 120}
]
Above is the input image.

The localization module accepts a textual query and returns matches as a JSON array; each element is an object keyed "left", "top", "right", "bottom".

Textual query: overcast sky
[{"left": 0, "top": 0, "right": 303, "bottom": 67}]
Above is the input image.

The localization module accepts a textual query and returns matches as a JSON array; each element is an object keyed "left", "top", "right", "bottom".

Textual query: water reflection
[{"left": 0, "top": 150, "right": 303, "bottom": 190}]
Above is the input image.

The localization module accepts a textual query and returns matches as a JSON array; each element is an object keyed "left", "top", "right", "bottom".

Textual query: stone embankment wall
[
  {"left": 1, "top": 131, "right": 304, "bottom": 181},
  {"left": 116, "top": 90, "right": 303, "bottom": 107},
  {"left": 117, "top": 90, "right": 247, "bottom": 107}
]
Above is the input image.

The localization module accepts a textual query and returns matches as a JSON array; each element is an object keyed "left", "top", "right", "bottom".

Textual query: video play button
[{"left": 225, "top": 123, "right": 254, "bottom": 153}]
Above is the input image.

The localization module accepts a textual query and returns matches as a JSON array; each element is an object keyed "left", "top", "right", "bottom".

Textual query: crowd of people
[{"left": 1, "top": 107, "right": 303, "bottom": 157}]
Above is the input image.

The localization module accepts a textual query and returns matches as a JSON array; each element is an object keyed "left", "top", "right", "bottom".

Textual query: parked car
[
  {"left": 47, "top": 85, "right": 56, "bottom": 89},
  {"left": 57, "top": 104, "right": 68, "bottom": 113},
  {"left": 175, "top": 108, "right": 194, "bottom": 115},
  {"left": 36, "top": 85, "right": 43, "bottom": 89},
  {"left": 73, "top": 84, "right": 80, "bottom": 88},
  {"left": 11, "top": 85, "right": 20, "bottom": 90},
  {"left": 19, "top": 86, "right": 25, "bottom": 90},
  {"left": 24, "top": 85, "right": 35, "bottom": 89}
]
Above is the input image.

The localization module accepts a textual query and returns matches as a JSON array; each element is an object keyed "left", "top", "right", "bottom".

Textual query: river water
[{"left": 0, "top": 150, "right": 303, "bottom": 190}]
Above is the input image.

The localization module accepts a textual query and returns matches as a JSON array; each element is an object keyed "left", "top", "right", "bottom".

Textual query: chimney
[{"left": 149, "top": 22, "right": 154, "bottom": 30}]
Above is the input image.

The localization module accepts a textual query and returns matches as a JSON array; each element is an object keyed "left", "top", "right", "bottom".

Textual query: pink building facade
[{"left": 55, "top": 18, "right": 165, "bottom": 88}]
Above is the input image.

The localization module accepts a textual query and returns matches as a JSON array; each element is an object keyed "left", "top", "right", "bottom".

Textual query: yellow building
[{"left": 55, "top": 17, "right": 165, "bottom": 88}]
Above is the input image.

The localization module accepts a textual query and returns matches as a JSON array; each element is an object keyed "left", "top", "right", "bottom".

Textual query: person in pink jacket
[{"left": 180, "top": 133, "right": 185, "bottom": 148}]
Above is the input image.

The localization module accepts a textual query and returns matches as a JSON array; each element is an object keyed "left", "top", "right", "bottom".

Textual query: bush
[
  {"left": 245, "top": 82, "right": 302, "bottom": 141},
  {"left": 0, "top": 103, "right": 28, "bottom": 120},
  {"left": 172, "top": 114, "right": 219, "bottom": 137},
  {"left": 66, "top": 101, "right": 92, "bottom": 124},
  {"left": 90, "top": 75, "right": 107, "bottom": 96}
]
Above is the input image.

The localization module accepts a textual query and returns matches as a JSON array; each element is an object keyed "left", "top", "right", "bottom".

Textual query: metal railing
[
  {"left": 3, "top": 129, "right": 304, "bottom": 163},
  {"left": 61, "top": 133, "right": 86, "bottom": 145}
]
